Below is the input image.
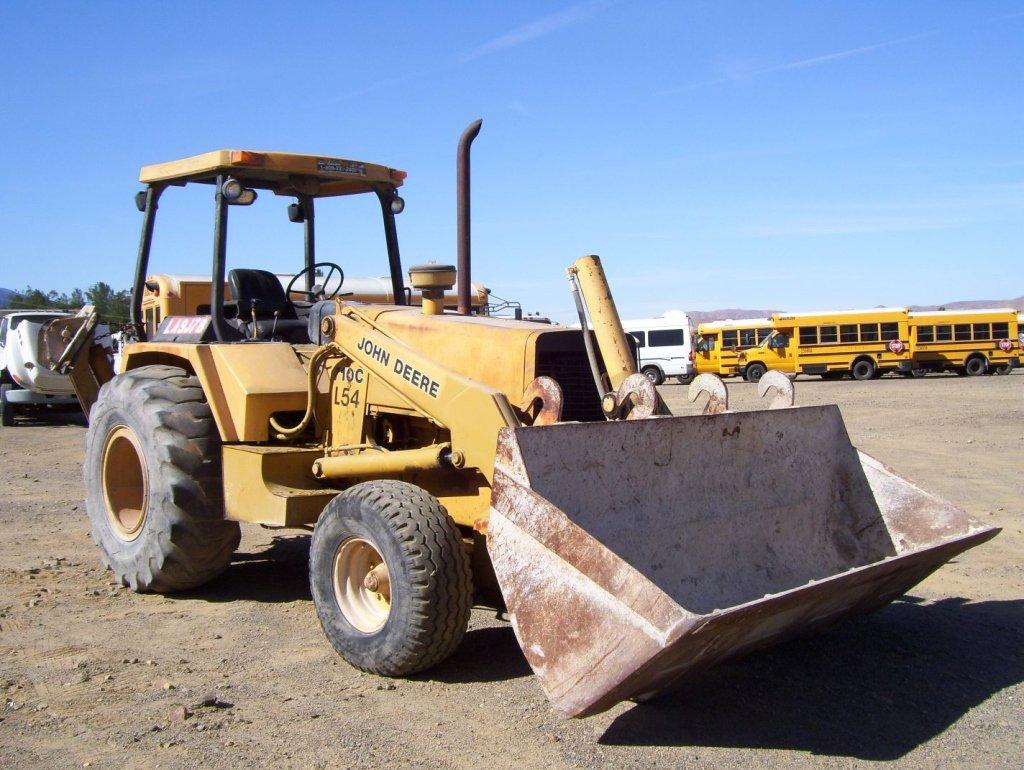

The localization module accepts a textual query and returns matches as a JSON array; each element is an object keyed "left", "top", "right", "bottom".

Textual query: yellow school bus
[
  {"left": 740, "top": 308, "right": 914, "bottom": 382},
  {"left": 694, "top": 318, "right": 773, "bottom": 377},
  {"left": 908, "top": 309, "right": 1019, "bottom": 376}
]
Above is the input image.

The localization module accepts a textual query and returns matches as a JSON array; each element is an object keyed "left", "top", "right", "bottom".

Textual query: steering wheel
[{"left": 285, "top": 262, "right": 345, "bottom": 303}]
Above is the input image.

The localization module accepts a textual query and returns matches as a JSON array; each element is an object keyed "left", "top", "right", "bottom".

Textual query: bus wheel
[
  {"left": 675, "top": 374, "right": 694, "bottom": 385},
  {"left": 964, "top": 356, "right": 988, "bottom": 376},
  {"left": 993, "top": 362, "right": 1013, "bottom": 375},
  {"left": 851, "top": 359, "right": 876, "bottom": 381},
  {"left": 910, "top": 369, "right": 927, "bottom": 378},
  {"left": 744, "top": 363, "right": 767, "bottom": 383},
  {"left": 641, "top": 366, "right": 664, "bottom": 386}
]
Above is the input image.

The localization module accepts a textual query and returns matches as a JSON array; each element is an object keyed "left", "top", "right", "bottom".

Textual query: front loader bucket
[{"left": 486, "top": 405, "right": 998, "bottom": 718}]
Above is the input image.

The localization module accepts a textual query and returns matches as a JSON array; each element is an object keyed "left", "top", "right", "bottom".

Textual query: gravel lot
[{"left": 1, "top": 371, "right": 1021, "bottom": 768}]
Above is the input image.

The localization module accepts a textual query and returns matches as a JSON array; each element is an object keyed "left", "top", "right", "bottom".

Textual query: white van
[{"left": 623, "top": 311, "right": 694, "bottom": 385}]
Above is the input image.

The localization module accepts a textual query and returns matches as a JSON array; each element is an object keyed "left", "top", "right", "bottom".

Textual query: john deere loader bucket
[{"left": 487, "top": 404, "right": 998, "bottom": 718}]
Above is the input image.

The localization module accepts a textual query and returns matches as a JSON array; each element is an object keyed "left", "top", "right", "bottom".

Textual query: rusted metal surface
[
  {"left": 456, "top": 119, "right": 483, "bottom": 315},
  {"left": 757, "top": 369, "right": 795, "bottom": 408},
  {"left": 519, "top": 376, "right": 563, "bottom": 426},
  {"left": 486, "top": 405, "right": 999, "bottom": 718},
  {"left": 611, "top": 372, "right": 658, "bottom": 420},
  {"left": 687, "top": 372, "right": 729, "bottom": 414},
  {"left": 38, "top": 314, "right": 93, "bottom": 372}
]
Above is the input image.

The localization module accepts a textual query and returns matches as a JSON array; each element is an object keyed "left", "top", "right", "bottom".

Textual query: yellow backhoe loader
[{"left": 43, "top": 121, "right": 998, "bottom": 718}]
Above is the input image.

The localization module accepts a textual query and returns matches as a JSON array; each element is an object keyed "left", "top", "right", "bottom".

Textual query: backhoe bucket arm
[{"left": 37, "top": 311, "right": 114, "bottom": 419}]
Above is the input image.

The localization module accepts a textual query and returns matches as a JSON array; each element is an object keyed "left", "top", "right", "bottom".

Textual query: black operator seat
[{"left": 227, "top": 268, "right": 310, "bottom": 342}]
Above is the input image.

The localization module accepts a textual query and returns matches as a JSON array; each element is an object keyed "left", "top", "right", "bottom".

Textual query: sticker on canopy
[{"left": 317, "top": 159, "right": 366, "bottom": 176}]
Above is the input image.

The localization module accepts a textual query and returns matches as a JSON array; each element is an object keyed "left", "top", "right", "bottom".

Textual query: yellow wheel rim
[
  {"left": 101, "top": 426, "right": 149, "bottom": 541},
  {"left": 333, "top": 537, "right": 391, "bottom": 633}
]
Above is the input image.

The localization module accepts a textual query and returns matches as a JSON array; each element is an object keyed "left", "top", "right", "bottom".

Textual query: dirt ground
[{"left": 1, "top": 372, "right": 1021, "bottom": 768}]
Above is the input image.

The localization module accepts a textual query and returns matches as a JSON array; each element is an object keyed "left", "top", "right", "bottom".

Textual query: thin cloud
[
  {"left": 334, "top": 2, "right": 609, "bottom": 101},
  {"left": 461, "top": 1, "right": 608, "bottom": 62},
  {"left": 757, "top": 32, "right": 935, "bottom": 74},
  {"left": 671, "top": 31, "right": 935, "bottom": 92}
]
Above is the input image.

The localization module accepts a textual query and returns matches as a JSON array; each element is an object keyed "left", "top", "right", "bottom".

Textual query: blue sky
[{"left": 1, "top": 1, "right": 1022, "bottom": 322}]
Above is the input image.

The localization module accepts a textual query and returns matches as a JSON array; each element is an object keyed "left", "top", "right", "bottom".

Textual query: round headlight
[
  {"left": 390, "top": 195, "right": 405, "bottom": 215},
  {"left": 222, "top": 178, "right": 244, "bottom": 201}
]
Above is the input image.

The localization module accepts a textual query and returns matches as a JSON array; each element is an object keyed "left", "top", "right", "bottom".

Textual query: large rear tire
[
  {"left": 84, "top": 366, "right": 240, "bottom": 592},
  {"left": 965, "top": 355, "right": 987, "bottom": 376},
  {"left": 310, "top": 480, "right": 472, "bottom": 676},
  {"left": 0, "top": 383, "right": 14, "bottom": 427},
  {"left": 851, "top": 358, "right": 876, "bottom": 381}
]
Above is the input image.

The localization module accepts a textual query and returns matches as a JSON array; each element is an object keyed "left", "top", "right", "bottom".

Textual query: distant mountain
[
  {"left": 908, "top": 296, "right": 1024, "bottom": 311},
  {"left": 0, "top": 288, "right": 16, "bottom": 309}
]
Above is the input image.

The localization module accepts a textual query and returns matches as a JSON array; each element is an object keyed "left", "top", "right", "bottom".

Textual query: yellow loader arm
[{"left": 324, "top": 305, "right": 521, "bottom": 484}]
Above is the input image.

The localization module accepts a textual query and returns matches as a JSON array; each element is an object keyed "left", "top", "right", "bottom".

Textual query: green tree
[{"left": 7, "top": 284, "right": 131, "bottom": 320}]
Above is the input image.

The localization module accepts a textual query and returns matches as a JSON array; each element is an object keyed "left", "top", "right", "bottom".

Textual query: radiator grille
[{"left": 534, "top": 346, "right": 604, "bottom": 423}]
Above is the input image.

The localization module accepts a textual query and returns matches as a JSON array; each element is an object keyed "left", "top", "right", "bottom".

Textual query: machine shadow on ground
[
  {"left": 599, "top": 596, "right": 1024, "bottom": 760},
  {"left": 178, "top": 535, "right": 533, "bottom": 681},
  {"left": 425, "top": 624, "right": 532, "bottom": 684},
  {"left": 183, "top": 535, "right": 313, "bottom": 604},
  {"left": 3, "top": 408, "right": 87, "bottom": 428}
]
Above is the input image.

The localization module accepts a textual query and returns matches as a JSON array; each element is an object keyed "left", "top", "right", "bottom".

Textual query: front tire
[
  {"left": 310, "top": 480, "right": 472, "bottom": 676},
  {"left": 84, "top": 366, "right": 240, "bottom": 592},
  {"left": 744, "top": 363, "right": 767, "bottom": 383},
  {"left": 0, "top": 383, "right": 14, "bottom": 427}
]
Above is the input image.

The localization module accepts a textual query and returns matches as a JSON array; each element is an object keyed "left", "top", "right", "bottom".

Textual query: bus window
[
  {"left": 820, "top": 326, "right": 838, "bottom": 344},
  {"left": 917, "top": 325, "right": 934, "bottom": 343},
  {"left": 756, "top": 327, "right": 772, "bottom": 344},
  {"left": 954, "top": 324, "right": 971, "bottom": 341},
  {"left": 628, "top": 331, "right": 646, "bottom": 347},
  {"left": 973, "top": 323, "right": 990, "bottom": 340},
  {"left": 722, "top": 330, "right": 739, "bottom": 348},
  {"left": 860, "top": 323, "right": 879, "bottom": 342},
  {"left": 881, "top": 322, "right": 899, "bottom": 340},
  {"left": 840, "top": 324, "right": 858, "bottom": 343},
  {"left": 799, "top": 327, "right": 817, "bottom": 346},
  {"left": 649, "top": 329, "right": 685, "bottom": 347},
  {"left": 993, "top": 322, "right": 1009, "bottom": 339},
  {"left": 739, "top": 329, "right": 757, "bottom": 347},
  {"left": 936, "top": 325, "right": 952, "bottom": 341}
]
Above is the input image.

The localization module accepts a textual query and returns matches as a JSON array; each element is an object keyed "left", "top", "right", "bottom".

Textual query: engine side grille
[{"left": 534, "top": 335, "right": 605, "bottom": 423}]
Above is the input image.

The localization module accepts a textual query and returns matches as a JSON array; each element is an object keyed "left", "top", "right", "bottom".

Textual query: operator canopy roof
[{"left": 139, "top": 149, "right": 406, "bottom": 198}]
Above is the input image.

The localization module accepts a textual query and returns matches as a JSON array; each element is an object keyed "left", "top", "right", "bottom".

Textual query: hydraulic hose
[{"left": 269, "top": 342, "right": 340, "bottom": 440}]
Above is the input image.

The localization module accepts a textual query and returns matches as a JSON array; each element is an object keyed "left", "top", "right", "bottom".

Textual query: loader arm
[{"left": 329, "top": 305, "right": 521, "bottom": 484}]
